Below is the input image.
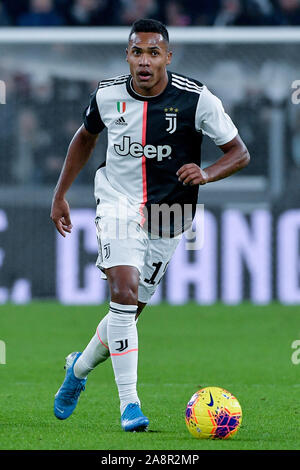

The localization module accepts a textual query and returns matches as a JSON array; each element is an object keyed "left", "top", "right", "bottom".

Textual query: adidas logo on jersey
[{"left": 115, "top": 116, "right": 127, "bottom": 126}]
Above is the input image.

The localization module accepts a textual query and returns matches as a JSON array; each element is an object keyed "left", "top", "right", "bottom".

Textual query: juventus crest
[
  {"left": 115, "top": 339, "right": 128, "bottom": 352},
  {"left": 103, "top": 243, "right": 111, "bottom": 259},
  {"left": 164, "top": 107, "right": 178, "bottom": 134}
]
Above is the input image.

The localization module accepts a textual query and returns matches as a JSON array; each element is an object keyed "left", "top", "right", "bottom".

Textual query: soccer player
[{"left": 51, "top": 18, "right": 250, "bottom": 432}]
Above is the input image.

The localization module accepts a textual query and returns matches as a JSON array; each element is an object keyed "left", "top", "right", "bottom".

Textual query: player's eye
[{"left": 151, "top": 50, "right": 159, "bottom": 56}]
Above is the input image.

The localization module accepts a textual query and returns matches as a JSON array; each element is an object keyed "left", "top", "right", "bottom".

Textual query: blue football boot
[
  {"left": 54, "top": 352, "right": 87, "bottom": 420},
  {"left": 121, "top": 403, "right": 149, "bottom": 432}
]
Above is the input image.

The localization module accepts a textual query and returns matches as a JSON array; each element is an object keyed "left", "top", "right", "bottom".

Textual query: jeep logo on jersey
[
  {"left": 114, "top": 136, "right": 172, "bottom": 162},
  {"left": 164, "top": 107, "right": 178, "bottom": 134}
]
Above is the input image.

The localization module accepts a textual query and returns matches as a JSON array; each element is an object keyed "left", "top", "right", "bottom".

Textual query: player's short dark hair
[{"left": 129, "top": 18, "right": 169, "bottom": 44}]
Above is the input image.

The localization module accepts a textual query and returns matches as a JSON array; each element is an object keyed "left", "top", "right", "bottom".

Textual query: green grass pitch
[{"left": 0, "top": 301, "right": 300, "bottom": 450}]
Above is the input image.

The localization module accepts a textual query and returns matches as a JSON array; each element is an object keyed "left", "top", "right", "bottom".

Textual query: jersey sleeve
[
  {"left": 195, "top": 86, "right": 238, "bottom": 146},
  {"left": 83, "top": 87, "right": 106, "bottom": 135}
]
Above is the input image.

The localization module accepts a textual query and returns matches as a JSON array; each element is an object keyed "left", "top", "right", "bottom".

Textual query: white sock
[
  {"left": 74, "top": 313, "right": 110, "bottom": 379},
  {"left": 107, "top": 302, "right": 140, "bottom": 415}
]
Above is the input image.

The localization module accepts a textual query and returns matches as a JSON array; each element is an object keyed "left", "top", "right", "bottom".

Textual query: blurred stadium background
[{"left": 0, "top": 0, "right": 300, "bottom": 306}]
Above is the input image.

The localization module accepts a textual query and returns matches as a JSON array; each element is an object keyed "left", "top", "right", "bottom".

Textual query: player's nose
[{"left": 139, "top": 53, "right": 150, "bottom": 66}]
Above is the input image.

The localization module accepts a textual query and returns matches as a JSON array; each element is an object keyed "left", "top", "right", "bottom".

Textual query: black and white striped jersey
[{"left": 83, "top": 71, "right": 237, "bottom": 236}]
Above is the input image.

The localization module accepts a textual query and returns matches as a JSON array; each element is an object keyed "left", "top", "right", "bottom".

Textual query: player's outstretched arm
[
  {"left": 177, "top": 134, "right": 250, "bottom": 186},
  {"left": 50, "top": 125, "right": 99, "bottom": 237}
]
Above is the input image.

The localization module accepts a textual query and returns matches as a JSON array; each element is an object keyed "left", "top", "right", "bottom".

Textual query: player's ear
[
  {"left": 125, "top": 47, "right": 129, "bottom": 62},
  {"left": 166, "top": 50, "right": 172, "bottom": 65}
]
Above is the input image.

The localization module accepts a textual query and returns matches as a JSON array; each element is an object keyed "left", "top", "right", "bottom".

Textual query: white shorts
[{"left": 95, "top": 215, "right": 181, "bottom": 303}]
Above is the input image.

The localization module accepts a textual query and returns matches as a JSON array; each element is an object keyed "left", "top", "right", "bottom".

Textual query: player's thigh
[
  {"left": 95, "top": 215, "right": 147, "bottom": 280},
  {"left": 138, "top": 235, "right": 181, "bottom": 303}
]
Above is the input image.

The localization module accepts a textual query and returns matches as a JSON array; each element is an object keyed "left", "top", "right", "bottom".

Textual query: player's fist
[
  {"left": 50, "top": 197, "right": 73, "bottom": 237},
  {"left": 176, "top": 164, "right": 209, "bottom": 186}
]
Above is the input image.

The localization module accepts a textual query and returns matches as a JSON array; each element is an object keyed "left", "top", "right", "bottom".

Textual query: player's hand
[
  {"left": 176, "top": 164, "right": 209, "bottom": 186},
  {"left": 50, "top": 197, "right": 73, "bottom": 237}
]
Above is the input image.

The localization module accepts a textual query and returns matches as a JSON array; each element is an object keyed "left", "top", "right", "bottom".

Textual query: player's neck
[{"left": 130, "top": 72, "right": 169, "bottom": 97}]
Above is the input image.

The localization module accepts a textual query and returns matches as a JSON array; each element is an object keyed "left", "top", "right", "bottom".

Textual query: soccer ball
[{"left": 185, "top": 386, "right": 242, "bottom": 439}]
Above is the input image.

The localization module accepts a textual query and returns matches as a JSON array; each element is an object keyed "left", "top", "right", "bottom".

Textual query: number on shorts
[{"left": 144, "top": 261, "right": 163, "bottom": 285}]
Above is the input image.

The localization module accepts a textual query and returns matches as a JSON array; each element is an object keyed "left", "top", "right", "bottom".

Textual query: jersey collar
[{"left": 126, "top": 71, "right": 172, "bottom": 102}]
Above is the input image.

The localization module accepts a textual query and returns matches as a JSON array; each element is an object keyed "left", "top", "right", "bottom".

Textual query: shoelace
[
  {"left": 124, "top": 403, "right": 143, "bottom": 419},
  {"left": 62, "top": 381, "right": 85, "bottom": 401}
]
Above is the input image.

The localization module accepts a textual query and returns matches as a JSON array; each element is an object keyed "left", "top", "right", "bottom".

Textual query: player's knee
[
  {"left": 113, "top": 290, "right": 138, "bottom": 305},
  {"left": 110, "top": 285, "right": 138, "bottom": 306},
  {"left": 107, "top": 267, "right": 139, "bottom": 305}
]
